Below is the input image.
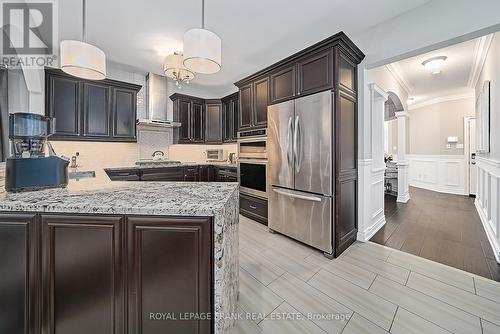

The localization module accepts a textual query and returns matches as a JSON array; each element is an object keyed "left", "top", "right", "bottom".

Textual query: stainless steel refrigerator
[{"left": 267, "top": 90, "right": 333, "bottom": 255}]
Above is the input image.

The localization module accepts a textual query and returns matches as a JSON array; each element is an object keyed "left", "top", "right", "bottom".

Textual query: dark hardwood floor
[{"left": 371, "top": 187, "right": 500, "bottom": 282}]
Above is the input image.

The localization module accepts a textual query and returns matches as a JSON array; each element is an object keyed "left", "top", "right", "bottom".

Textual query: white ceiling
[
  {"left": 387, "top": 38, "right": 480, "bottom": 106},
  {"left": 58, "top": 0, "right": 431, "bottom": 96}
]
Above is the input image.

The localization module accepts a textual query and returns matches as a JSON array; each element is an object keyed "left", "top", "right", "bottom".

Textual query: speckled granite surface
[
  {"left": 0, "top": 167, "right": 239, "bottom": 333},
  {"left": 106, "top": 161, "right": 237, "bottom": 171}
]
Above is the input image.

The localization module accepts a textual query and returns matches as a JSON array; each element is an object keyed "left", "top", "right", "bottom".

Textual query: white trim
[
  {"left": 408, "top": 92, "right": 475, "bottom": 110},
  {"left": 468, "top": 34, "right": 494, "bottom": 88},
  {"left": 394, "top": 111, "right": 409, "bottom": 118},
  {"left": 477, "top": 156, "right": 500, "bottom": 169},
  {"left": 368, "top": 83, "right": 389, "bottom": 100},
  {"left": 359, "top": 159, "right": 373, "bottom": 167},
  {"left": 476, "top": 199, "right": 500, "bottom": 263},
  {"left": 385, "top": 63, "right": 413, "bottom": 95},
  {"left": 357, "top": 214, "right": 386, "bottom": 241},
  {"left": 464, "top": 116, "right": 476, "bottom": 196}
]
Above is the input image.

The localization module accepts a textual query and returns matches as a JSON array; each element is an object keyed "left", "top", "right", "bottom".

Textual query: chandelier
[{"left": 163, "top": 52, "right": 195, "bottom": 89}]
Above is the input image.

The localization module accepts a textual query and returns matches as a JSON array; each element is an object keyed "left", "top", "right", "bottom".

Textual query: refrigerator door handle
[
  {"left": 272, "top": 187, "right": 322, "bottom": 202},
  {"left": 287, "top": 116, "right": 293, "bottom": 168},
  {"left": 294, "top": 115, "right": 300, "bottom": 172}
]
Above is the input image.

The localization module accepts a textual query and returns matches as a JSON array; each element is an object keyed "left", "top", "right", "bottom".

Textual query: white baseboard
[
  {"left": 357, "top": 214, "right": 386, "bottom": 241},
  {"left": 475, "top": 199, "right": 500, "bottom": 263}
]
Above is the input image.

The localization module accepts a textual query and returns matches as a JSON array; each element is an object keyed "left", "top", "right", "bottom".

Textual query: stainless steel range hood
[{"left": 138, "top": 73, "right": 180, "bottom": 128}]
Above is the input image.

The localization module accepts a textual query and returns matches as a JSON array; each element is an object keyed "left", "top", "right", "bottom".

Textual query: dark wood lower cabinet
[
  {"left": 127, "top": 216, "right": 212, "bottom": 334},
  {"left": 41, "top": 215, "right": 125, "bottom": 334},
  {"left": 0, "top": 214, "right": 38, "bottom": 334},
  {"left": 0, "top": 213, "right": 214, "bottom": 334},
  {"left": 240, "top": 194, "right": 268, "bottom": 225}
]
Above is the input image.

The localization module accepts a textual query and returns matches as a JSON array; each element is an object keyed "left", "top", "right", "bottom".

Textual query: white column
[
  {"left": 357, "top": 83, "right": 388, "bottom": 241},
  {"left": 395, "top": 111, "right": 410, "bottom": 203}
]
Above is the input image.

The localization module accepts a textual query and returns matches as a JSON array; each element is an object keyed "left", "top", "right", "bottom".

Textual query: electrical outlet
[
  {"left": 457, "top": 143, "right": 464, "bottom": 149},
  {"left": 446, "top": 144, "right": 451, "bottom": 149}
]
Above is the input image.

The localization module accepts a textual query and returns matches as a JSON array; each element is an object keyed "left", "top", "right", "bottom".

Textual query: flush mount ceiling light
[
  {"left": 422, "top": 56, "right": 447, "bottom": 75},
  {"left": 60, "top": 0, "right": 106, "bottom": 80},
  {"left": 164, "top": 51, "right": 195, "bottom": 89},
  {"left": 183, "top": 0, "right": 221, "bottom": 74}
]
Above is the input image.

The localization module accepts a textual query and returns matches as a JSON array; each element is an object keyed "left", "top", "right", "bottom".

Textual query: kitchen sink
[{"left": 69, "top": 170, "right": 96, "bottom": 180}]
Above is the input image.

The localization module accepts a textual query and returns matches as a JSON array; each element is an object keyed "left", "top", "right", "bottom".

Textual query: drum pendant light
[
  {"left": 183, "top": 0, "right": 221, "bottom": 74},
  {"left": 60, "top": 0, "right": 106, "bottom": 80}
]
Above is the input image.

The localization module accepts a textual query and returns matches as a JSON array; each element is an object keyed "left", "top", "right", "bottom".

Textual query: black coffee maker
[{"left": 5, "top": 113, "right": 69, "bottom": 192}]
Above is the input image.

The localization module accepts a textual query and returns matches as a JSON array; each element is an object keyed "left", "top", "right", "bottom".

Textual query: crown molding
[
  {"left": 408, "top": 91, "right": 474, "bottom": 110},
  {"left": 386, "top": 62, "right": 413, "bottom": 95},
  {"left": 468, "top": 34, "right": 494, "bottom": 88}
]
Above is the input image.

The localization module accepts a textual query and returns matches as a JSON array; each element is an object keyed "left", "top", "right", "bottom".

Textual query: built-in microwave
[
  {"left": 238, "top": 130, "right": 267, "bottom": 159},
  {"left": 206, "top": 149, "right": 225, "bottom": 162}
]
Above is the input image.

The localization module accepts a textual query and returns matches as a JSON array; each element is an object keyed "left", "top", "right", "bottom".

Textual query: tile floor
[
  {"left": 231, "top": 215, "right": 500, "bottom": 334},
  {"left": 371, "top": 187, "right": 500, "bottom": 281}
]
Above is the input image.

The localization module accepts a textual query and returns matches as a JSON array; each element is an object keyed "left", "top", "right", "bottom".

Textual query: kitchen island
[{"left": 0, "top": 169, "right": 239, "bottom": 334}]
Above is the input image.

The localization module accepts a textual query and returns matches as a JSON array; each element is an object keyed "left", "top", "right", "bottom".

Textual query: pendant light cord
[
  {"left": 201, "top": 0, "right": 205, "bottom": 28},
  {"left": 82, "top": 0, "right": 87, "bottom": 42}
]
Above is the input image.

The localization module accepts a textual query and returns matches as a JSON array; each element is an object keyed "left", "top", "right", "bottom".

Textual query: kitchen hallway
[
  {"left": 233, "top": 215, "right": 500, "bottom": 334},
  {"left": 371, "top": 187, "right": 500, "bottom": 282}
]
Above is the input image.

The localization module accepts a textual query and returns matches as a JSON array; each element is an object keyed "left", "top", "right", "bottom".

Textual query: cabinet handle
[{"left": 249, "top": 205, "right": 257, "bottom": 209}]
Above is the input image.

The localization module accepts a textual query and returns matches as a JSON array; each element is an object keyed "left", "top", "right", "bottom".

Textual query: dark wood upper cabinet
[
  {"left": 232, "top": 96, "right": 239, "bottom": 139},
  {"left": 222, "top": 93, "right": 238, "bottom": 142},
  {"left": 297, "top": 48, "right": 333, "bottom": 96},
  {"left": 0, "top": 214, "right": 38, "bottom": 334},
  {"left": 41, "top": 215, "right": 125, "bottom": 334},
  {"left": 47, "top": 74, "right": 81, "bottom": 136},
  {"left": 254, "top": 77, "right": 269, "bottom": 127},
  {"left": 177, "top": 99, "right": 191, "bottom": 143},
  {"left": 112, "top": 88, "right": 136, "bottom": 140},
  {"left": 127, "top": 216, "right": 212, "bottom": 334},
  {"left": 171, "top": 93, "right": 238, "bottom": 144},
  {"left": 171, "top": 94, "right": 205, "bottom": 144},
  {"left": 205, "top": 100, "right": 222, "bottom": 143},
  {"left": 191, "top": 101, "right": 205, "bottom": 143},
  {"left": 238, "top": 83, "right": 253, "bottom": 130},
  {"left": 270, "top": 65, "right": 296, "bottom": 104},
  {"left": 84, "top": 83, "right": 110, "bottom": 137},
  {"left": 45, "top": 68, "right": 141, "bottom": 142}
]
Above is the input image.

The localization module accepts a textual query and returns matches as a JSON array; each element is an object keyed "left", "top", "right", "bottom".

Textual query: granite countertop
[
  {"left": 106, "top": 161, "right": 237, "bottom": 171},
  {"left": 0, "top": 168, "right": 239, "bottom": 216}
]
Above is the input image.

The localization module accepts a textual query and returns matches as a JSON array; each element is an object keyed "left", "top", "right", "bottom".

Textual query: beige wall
[
  {"left": 168, "top": 143, "right": 237, "bottom": 163},
  {"left": 49, "top": 141, "right": 140, "bottom": 169},
  {"left": 409, "top": 97, "right": 474, "bottom": 155},
  {"left": 50, "top": 141, "right": 238, "bottom": 168},
  {"left": 476, "top": 33, "right": 500, "bottom": 160}
]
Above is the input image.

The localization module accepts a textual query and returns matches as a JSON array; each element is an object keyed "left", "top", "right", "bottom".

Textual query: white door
[{"left": 469, "top": 118, "right": 477, "bottom": 195}]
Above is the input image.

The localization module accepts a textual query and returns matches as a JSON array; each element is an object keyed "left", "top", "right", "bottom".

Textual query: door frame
[{"left": 463, "top": 116, "right": 476, "bottom": 196}]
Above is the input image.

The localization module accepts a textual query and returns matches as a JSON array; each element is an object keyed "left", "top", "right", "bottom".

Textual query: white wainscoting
[
  {"left": 407, "top": 154, "right": 467, "bottom": 195},
  {"left": 475, "top": 156, "right": 500, "bottom": 263},
  {"left": 357, "top": 159, "right": 386, "bottom": 241}
]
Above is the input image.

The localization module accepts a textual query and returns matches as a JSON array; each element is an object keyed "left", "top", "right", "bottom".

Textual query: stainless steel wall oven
[{"left": 238, "top": 130, "right": 267, "bottom": 198}]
